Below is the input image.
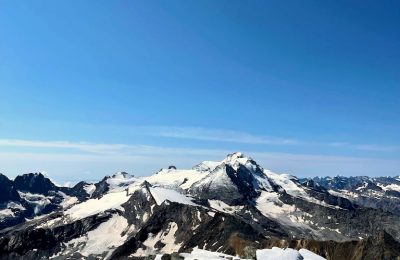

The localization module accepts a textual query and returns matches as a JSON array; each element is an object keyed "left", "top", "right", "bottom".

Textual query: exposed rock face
[
  {"left": 0, "top": 174, "right": 21, "bottom": 204},
  {"left": 189, "top": 163, "right": 252, "bottom": 204},
  {"left": 13, "top": 173, "right": 57, "bottom": 195},
  {"left": 0, "top": 153, "right": 400, "bottom": 259},
  {"left": 61, "top": 181, "right": 91, "bottom": 201},
  {"left": 90, "top": 176, "right": 110, "bottom": 199}
]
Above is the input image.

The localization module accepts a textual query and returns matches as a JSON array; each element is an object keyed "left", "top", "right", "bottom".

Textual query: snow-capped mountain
[{"left": 1, "top": 153, "right": 400, "bottom": 259}]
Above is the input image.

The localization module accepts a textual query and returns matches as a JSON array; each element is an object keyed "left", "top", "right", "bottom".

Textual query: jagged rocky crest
[{"left": 1, "top": 152, "right": 400, "bottom": 259}]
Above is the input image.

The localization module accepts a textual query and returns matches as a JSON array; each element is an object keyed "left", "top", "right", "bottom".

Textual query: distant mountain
[
  {"left": 0, "top": 172, "right": 99, "bottom": 230},
  {"left": 0, "top": 153, "right": 400, "bottom": 259},
  {"left": 301, "top": 175, "right": 400, "bottom": 215}
]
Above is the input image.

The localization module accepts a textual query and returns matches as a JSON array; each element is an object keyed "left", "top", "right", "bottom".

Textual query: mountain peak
[
  {"left": 111, "top": 171, "right": 133, "bottom": 179},
  {"left": 13, "top": 172, "right": 57, "bottom": 195},
  {"left": 0, "top": 173, "right": 11, "bottom": 182},
  {"left": 224, "top": 152, "right": 247, "bottom": 161},
  {"left": 222, "top": 152, "right": 265, "bottom": 177},
  {"left": 223, "top": 152, "right": 253, "bottom": 167}
]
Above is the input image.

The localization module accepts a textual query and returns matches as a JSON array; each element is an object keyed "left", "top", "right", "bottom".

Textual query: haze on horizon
[{"left": 0, "top": 1, "right": 399, "bottom": 182}]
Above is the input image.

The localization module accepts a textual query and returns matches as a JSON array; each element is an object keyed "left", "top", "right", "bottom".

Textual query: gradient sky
[{"left": 1, "top": 1, "right": 399, "bottom": 183}]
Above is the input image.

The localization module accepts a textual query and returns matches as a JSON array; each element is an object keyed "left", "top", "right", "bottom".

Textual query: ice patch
[
  {"left": 207, "top": 211, "right": 215, "bottom": 217},
  {"left": 299, "top": 248, "right": 326, "bottom": 260},
  {"left": 83, "top": 184, "right": 96, "bottom": 197}
]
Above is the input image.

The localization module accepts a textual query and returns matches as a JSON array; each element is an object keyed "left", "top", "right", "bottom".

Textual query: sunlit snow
[
  {"left": 149, "top": 187, "right": 198, "bottom": 206},
  {"left": 65, "top": 190, "right": 131, "bottom": 220}
]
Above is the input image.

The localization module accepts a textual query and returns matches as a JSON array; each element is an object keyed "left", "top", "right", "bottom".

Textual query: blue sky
[{"left": 1, "top": 1, "right": 399, "bottom": 182}]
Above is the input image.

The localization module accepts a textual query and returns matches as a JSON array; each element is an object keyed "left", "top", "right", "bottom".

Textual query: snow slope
[
  {"left": 149, "top": 187, "right": 198, "bottom": 206},
  {"left": 145, "top": 169, "right": 206, "bottom": 190},
  {"left": 62, "top": 214, "right": 129, "bottom": 258},
  {"left": 256, "top": 247, "right": 326, "bottom": 260},
  {"left": 65, "top": 190, "right": 131, "bottom": 220},
  {"left": 179, "top": 248, "right": 241, "bottom": 260}
]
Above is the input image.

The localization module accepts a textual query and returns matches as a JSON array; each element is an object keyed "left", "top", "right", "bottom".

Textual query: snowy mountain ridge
[{"left": 1, "top": 152, "right": 400, "bottom": 259}]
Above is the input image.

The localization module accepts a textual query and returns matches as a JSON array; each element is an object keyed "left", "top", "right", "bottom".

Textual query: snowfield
[
  {"left": 257, "top": 247, "right": 326, "bottom": 260},
  {"left": 146, "top": 169, "right": 206, "bottom": 189},
  {"left": 149, "top": 187, "right": 199, "bottom": 206},
  {"left": 63, "top": 214, "right": 129, "bottom": 258},
  {"left": 179, "top": 248, "right": 241, "bottom": 260},
  {"left": 65, "top": 190, "right": 131, "bottom": 220}
]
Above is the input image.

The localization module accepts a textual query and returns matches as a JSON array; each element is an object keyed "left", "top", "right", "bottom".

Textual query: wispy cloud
[
  {"left": 0, "top": 139, "right": 130, "bottom": 155},
  {"left": 0, "top": 139, "right": 229, "bottom": 156},
  {"left": 142, "top": 126, "right": 299, "bottom": 145},
  {"left": 137, "top": 126, "right": 398, "bottom": 153}
]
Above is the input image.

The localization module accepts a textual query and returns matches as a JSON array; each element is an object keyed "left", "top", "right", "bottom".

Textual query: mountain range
[{"left": 0, "top": 152, "right": 399, "bottom": 260}]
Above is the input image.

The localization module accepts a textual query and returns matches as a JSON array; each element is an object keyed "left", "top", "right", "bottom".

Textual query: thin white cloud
[
  {"left": 0, "top": 139, "right": 230, "bottom": 156},
  {"left": 143, "top": 126, "right": 299, "bottom": 145},
  {"left": 0, "top": 139, "right": 131, "bottom": 154},
  {"left": 139, "top": 126, "right": 399, "bottom": 152}
]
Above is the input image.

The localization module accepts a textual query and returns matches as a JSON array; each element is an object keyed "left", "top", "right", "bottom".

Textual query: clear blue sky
[{"left": 1, "top": 1, "right": 399, "bottom": 182}]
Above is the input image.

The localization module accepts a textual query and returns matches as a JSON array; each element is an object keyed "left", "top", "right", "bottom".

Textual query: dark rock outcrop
[{"left": 13, "top": 173, "right": 58, "bottom": 195}]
